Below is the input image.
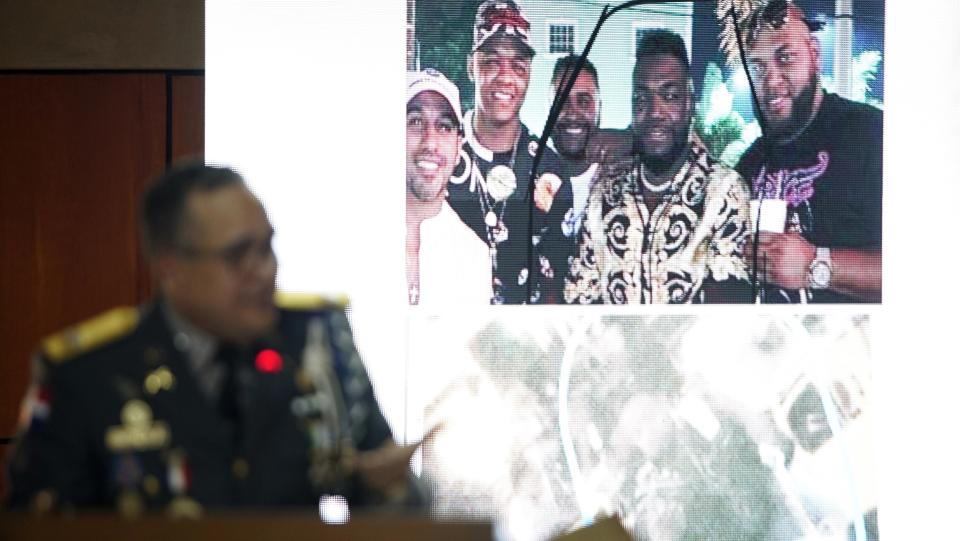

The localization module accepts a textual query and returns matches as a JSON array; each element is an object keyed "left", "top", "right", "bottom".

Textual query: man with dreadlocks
[
  {"left": 565, "top": 29, "right": 753, "bottom": 304},
  {"left": 721, "top": 0, "right": 883, "bottom": 303}
]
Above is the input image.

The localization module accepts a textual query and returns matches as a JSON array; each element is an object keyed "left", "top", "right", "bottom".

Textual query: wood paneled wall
[
  {"left": 0, "top": 0, "right": 204, "bottom": 501},
  {"left": 0, "top": 0, "right": 203, "bottom": 70},
  {"left": 0, "top": 72, "right": 204, "bottom": 477}
]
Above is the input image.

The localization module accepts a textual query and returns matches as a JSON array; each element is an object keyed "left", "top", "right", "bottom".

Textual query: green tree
[{"left": 415, "top": 0, "right": 484, "bottom": 113}]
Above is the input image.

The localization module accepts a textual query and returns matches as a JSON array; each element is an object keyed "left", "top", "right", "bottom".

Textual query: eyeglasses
[{"left": 177, "top": 234, "right": 275, "bottom": 274}]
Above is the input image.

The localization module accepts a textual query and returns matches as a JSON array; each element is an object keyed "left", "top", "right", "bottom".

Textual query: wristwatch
[{"left": 807, "top": 247, "right": 832, "bottom": 289}]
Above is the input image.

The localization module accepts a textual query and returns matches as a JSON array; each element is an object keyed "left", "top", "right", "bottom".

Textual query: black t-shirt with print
[
  {"left": 447, "top": 120, "right": 575, "bottom": 304},
  {"left": 736, "top": 93, "right": 882, "bottom": 303}
]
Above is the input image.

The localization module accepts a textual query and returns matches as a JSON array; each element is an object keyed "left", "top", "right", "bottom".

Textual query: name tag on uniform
[{"left": 105, "top": 400, "right": 170, "bottom": 452}]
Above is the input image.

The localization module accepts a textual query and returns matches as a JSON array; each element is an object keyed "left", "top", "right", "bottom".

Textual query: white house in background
[
  {"left": 407, "top": 0, "right": 418, "bottom": 70},
  {"left": 518, "top": 0, "right": 693, "bottom": 135}
]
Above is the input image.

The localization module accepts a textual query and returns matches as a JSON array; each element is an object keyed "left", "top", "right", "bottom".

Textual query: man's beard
[
  {"left": 769, "top": 74, "right": 818, "bottom": 140},
  {"left": 636, "top": 123, "right": 690, "bottom": 176},
  {"left": 554, "top": 121, "right": 594, "bottom": 161},
  {"left": 408, "top": 178, "right": 445, "bottom": 203}
]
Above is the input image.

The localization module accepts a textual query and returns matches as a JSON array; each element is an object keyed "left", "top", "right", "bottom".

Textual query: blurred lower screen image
[{"left": 410, "top": 313, "right": 876, "bottom": 540}]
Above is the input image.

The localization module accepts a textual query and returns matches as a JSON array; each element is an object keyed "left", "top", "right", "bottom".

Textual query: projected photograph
[
  {"left": 405, "top": 0, "right": 883, "bottom": 304},
  {"left": 409, "top": 313, "right": 878, "bottom": 540}
]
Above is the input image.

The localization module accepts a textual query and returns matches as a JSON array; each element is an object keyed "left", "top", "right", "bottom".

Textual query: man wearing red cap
[{"left": 446, "top": 0, "right": 575, "bottom": 304}]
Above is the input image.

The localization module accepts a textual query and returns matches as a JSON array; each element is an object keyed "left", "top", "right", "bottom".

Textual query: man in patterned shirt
[{"left": 565, "top": 29, "right": 752, "bottom": 304}]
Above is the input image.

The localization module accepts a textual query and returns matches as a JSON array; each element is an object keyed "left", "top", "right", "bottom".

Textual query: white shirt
[
  {"left": 571, "top": 162, "right": 599, "bottom": 221},
  {"left": 417, "top": 201, "right": 493, "bottom": 306},
  {"left": 563, "top": 162, "right": 599, "bottom": 237}
]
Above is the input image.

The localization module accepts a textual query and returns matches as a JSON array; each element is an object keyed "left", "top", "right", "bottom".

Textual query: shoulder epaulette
[
  {"left": 41, "top": 307, "right": 140, "bottom": 363},
  {"left": 275, "top": 291, "right": 349, "bottom": 312}
]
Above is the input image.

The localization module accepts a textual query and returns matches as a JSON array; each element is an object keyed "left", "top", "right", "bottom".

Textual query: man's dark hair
[
  {"left": 551, "top": 54, "right": 599, "bottom": 89},
  {"left": 634, "top": 29, "right": 690, "bottom": 79},
  {"left": 140, "top": 163, "right": 245, "bottom": 256}
]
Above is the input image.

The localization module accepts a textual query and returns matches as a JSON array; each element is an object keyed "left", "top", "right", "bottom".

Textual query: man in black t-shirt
[
  {"left": 446, "top": 0, "right": 574, "bottom": 304},
  {"left": 734, "top": 0, "right": 882, "bottom": 303}
]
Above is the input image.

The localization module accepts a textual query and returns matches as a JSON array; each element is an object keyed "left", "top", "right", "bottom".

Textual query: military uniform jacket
[{"left": 7, "top": 299, "right": 394, "bottom": 511}]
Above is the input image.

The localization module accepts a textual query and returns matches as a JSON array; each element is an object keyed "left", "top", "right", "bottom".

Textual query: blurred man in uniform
[
  {"left": 731, "top": 0, "right": 882, "bottom": 302},
  {"left": 6, "top": 164, "right": 421, "bottom": 513},
  {"left": 446, "top": 0, "right": 574, "bottom": 304}
]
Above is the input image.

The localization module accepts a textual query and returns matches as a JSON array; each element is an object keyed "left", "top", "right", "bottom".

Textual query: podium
[{"left": 0, "top": 512, "right": 493, "bottom": 541}]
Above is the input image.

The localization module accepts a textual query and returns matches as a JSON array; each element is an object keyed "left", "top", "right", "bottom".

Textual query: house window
[{"left": 549, "top": 23, "right": 575, "bottom": 54}]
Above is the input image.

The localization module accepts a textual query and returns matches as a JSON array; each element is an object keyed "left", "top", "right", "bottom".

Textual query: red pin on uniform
[{"left": 255, "top": 349, "right": 283, "bottom": 373}]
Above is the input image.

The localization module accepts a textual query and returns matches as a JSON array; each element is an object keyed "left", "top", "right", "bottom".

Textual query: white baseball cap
[{"left": 406, "top": 69, "right": 463, "bottom": 128}]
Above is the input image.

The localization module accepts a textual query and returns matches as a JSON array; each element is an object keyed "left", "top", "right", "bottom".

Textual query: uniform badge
[
  {"left": 105, "top": 400, "right": 170, "bottom": 452},
  {"left": 306, "top": 430, "right": 342, "bottom": 487},
  {"left": 290, "top": 391, "right": 334, "bottom": 419},
  {"left": 302, "top": 317, "right": 335, "bottom": 388},
  {"left": 528, "top": 139, "right": 539, "bottom": 156},
  {"left": 306, "top": 419, "right": 336, "bottom": 451},
  {"left": 164, "top": 448, "right": 202, "bottom": 516},
  {"left": 143, "top": 366, "right": 175, "bottom": 395},
  {"left": 166, "top": 449, "right": 191, "bottom": 496},
  {"left": 18, "top": 384, "right": 52, "bottom": 430},
  {"left": 295, "top": 368, "right": 315, "bottom": 393}
]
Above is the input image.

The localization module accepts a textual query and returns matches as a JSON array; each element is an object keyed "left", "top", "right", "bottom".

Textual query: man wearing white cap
[
  {"left": 446, "top": 0, "right": 574, "bottom": 304},
  {"left": 406, "top": 69, "right": 493, "bottom": 306}
]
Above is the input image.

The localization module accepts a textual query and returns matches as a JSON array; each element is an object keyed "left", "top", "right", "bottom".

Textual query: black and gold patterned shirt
[{"left": 565, "top": 138, "right": 751, "bottom": 304}]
